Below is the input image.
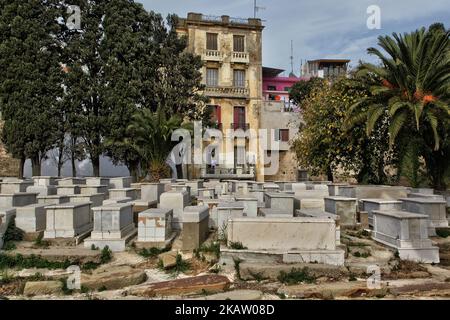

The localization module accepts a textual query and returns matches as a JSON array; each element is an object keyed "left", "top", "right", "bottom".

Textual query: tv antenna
[
  {"left": 254, "top": 0, "right": 266, "bottom": 18},
  {"left": 290, "top": 40, "right": 294, "bottom": 76}
]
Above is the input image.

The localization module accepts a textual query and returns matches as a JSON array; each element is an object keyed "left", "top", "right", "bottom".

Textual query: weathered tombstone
[
  {"left": 136, "top": 208, "right": 174, "bottom": 248},
  {"left": 0, "top": 193, "right": 37, "bottom": 207},
  {"left": 324, "top": 196, "right": 357, "bottom": 227},
  {"left": 79, "top": 185, "right": 108, "bottom": 196},
  {"left": 217, "top": 202, "right": 244, "bottom": 232},
  {"left": 400, "top": 197, "right": 448, "bottom": 236},
  {"left": 109, "top": 188, "right": 136, "bottom": 200},
  {"left": 339, "top": 185, "right": 409, "bottom": 200},
  {"left": 1, "top": 180, "right": 33, "bottom": 194},
  {"left": 84, "top": 203, "right": 136, "bottom": 251},
  {"left": 294, "top": 197, "right": 325, "bottom": 211},
  {"left": 33, "top": 176, "right": 58, "bottom": 187},
  {"left": 44, "top": 202, "right": 92, "bottom": 240},
  {"left": 260, "top": 208, "right": 292, "bottom": 217},
  {"left": 264, "top": 193, "right": 294, "bottom": 215},
  {"left": 250, "top": 182, "right": 265, "bottom": 191},
  {"left": 85, "top": 177, "right": 110, "bottom": 187},
  {"left": 360, "top": 199, "right": 403, "bottom": 227},
  {"left": 108, "top": 176, "right": 132, "bottom": 189},
  {"left": 103, "top": 197, "right": 131, "bottom": 205},
  {"left": 159, "top": 190, "right": 190, "bottom": 229},
  {"left": 27, "top": 185, "right": 57, "bottom": 196},
  {"left": 131, "top": 200, "right": 157, "bottom": 225},
  {"left": 328, "top": 183, "right": 348, "bottom": 196},
  {"left": 57, "top": 177, "right": 85, "bottom": 186},
  {"left": 69, "top": 193, "right": 104, "bottom": 208},
  {"left": 198, "top": 188, "right": 215, "bottom": 200},
  {"left": 37, "top": 195, "right": 70, "bottom": 205},
  {"left": 372, "top": 210, "right": 439, "bottom": 263},
  {"left": 185, "top": 180, "right": 204, "bottom": 197},
  {"left": 235, "top": 197, "right": 258, "bottom": 217},
  {"left": 263, "top": 183, "right": 280, "bottom": 193},
  {"left": 182, "top": 205, "right": 210, "bottom": 250},
  {"left": 171, "top": 184, "right": 191, "bottom": 196},
  {"left": 56, "top": 185, "right": 81, "bottom": 195},
  {"left": 226, "top": 217, "right": 344, "bottom": 265},
  {"left": 159, "top": 178, "right": 175, "bottom": 192},
  {"left": 295, "top": 209, "right": 341, "bottom": 245},
  {"left": 15, "top": 204, "right": 47, "bottom": 234},
  {"left": 140, "top": 183, "right": 165, "bottom": 203},
  {"left": 0, "top": 208, "right": 16, "bottom": 248}
]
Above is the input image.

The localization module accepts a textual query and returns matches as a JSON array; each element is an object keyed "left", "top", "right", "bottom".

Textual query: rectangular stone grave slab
[
  {"left": 328, "top": 183, "right": 348, "bottom": 196},
  {"left": 0, "top": 193, "right": 38, "bottom": 207},
  {"left": 1, "top": 180, "right": 34, "bottom": 194},
  {"left": 197, "top": 199, "right": 227, "bottom": 229},
  {"left": 295, "top": 209, "right": 341, "bottom": 245},
  {"left": 27, "top": 185, "right": 57, "bottom": 196},
  {"left": 409, "top": 188, "right": 435, "bottom": 195},
  {"left": 109, "top": 188, "right": 136, "bottom": 200},
  {"left": 37, "top": 195, "right": 70, "bottom": 205},
  {"left": 338, "top": 185, "right": 409, "bottom": 200},
  {"left": 84, "top": 203, "right": 135, "bottom": 252},
  {"left": 235, "top": 197, "right": 258, "bottom": 217},
  {"left": 294, "top": 189, "right": 328, "bottom": 199},
  {"left": 15, "top": 204, "right": 47, "bottom": 233},
  {"left": 198, "top": 188, "right": 215, "bottom": 200},
  {"left": 182, "top": 205, "right": 210, "bottom": 250},
  {"left": 57, "top": 177, "right": 85, "bottom": 186},
  {"left": 109, "top": 177, "right": 132, "bottom": 189},
  {"left": 250, "top": 182, "right": 265, "bottom": 191},
  {"left": 69, "top": 193, "right": 104, "bottom": 208},
  {"left": 85, "top": 177, "right": 110, "bottom": 187},
  {"left": 159, "top": 190, "right": 190, "bottom": 230},
  {"left": 372, "top": 210, "right": 439, "bottom": 263},
  {"left": 263, "top": 183, "right": 280, "bottom": 193},
  {"left": 217, "top": 202, "right": 244, "bottom": 232},
  {"left": 131, "top": 200, "right": 157, "bottom": 225},
  {"left": 360, "top": 199, "right": 403, "bottom": 227},
  {"left": 33, "top": 176, "right": 58, "bottom": 187},
  {"left": 171, "top": 184, "right": 191, "bottom": 196},
  {"left": 407, "top": 193, "right": 444, "bottom": 201},
  {"left": 44, "top": 202, "right": 92, "bottom": 240},
  {"left": 248, "top": 190, "right": 265, "bottom": 207},
  {"left": 140, "top": 183, "right": 165, "bottom": 203},
  {"left": 159, "top": 178, "right": 175, "bottom": 192},
  {"left": 325, "top": 196, "right": 357, "bottom": 227},
  {"left": 79, "top": 185, "right": 108, "bottom": 195},
  {"left": 56, "top": 185, "right": 81, "bottom": 195},
  {"left": 185, "top": 180, "right": 204, "bottom": 197},
  {"left": 226, "top": 217, "right": 344, "bottom": 266},
  {"left": 136, "top": 208, "right": 174, "bottom": 248},
  {"left": 294, "top": 197, "right": 325, "bottom": 211},
  {"left": 260, "top": 208, "right": 292, "bottom": 217},
  {"left": 264, "top": 193, "right": 294, "bottom": 214},
  {"left": 103, "top": 197, "right": 132, "bottom": 205},
  {"left": 400, "top": 197, "right": 448, "bottom": 236}
]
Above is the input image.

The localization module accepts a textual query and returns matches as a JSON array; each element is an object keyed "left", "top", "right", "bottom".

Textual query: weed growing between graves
[
  {"left": 208, "top": 264, "right": 222, "bottom": 274},
  {"left": 248, "top": 270, "right": 267, "bottom": 282},
  {"left": 138, "top": 247, "right": 169, "bottom": 258},
  {"left": 277, "top": 267, "right": 315, "bottom": 285},
  {"left": 229, "top": 241, "right": 247, "bottom": 250},
  {"left": 100, "top": 246, "right": 112, "bottom": 264},
  {"left": 352, "top": 251, "right": 371, "bottom": 258},
  {"left": 196, "top": 241, "right": 221, "bottom": 259},
  {"left": 33, "top": 233, "right": 50, "bottom": 248},
  {"left": 0, "top": 253, "right": 72, "bottom": 270},
  {"left": 2, "top": 220, "right": 23, "bottom": 250},
  {"left": 158, "top": 254, "right": 191, "bottom": 276},
  {"left": 436, "top": 229, "right": 450, "bottom": 238},
  {"left": 233, "top": 257, "right": 243, "bottom": 280}
]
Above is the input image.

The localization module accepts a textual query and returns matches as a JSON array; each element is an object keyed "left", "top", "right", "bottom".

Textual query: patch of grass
[
  {"left": 2, "top": 242, "right": 16, "bottom": 251},
  {"left": 277, "top": 292, "right": 287, "bottom": 300},
  {"left": 352, "top": 251, "right": 371, "bottom": 258},
  {"left": 233, "top": 257, "right": 243, "bottom": 280},
  {"left": 198, "top": 242, "right": 221, "bottom": 259},
  {"left": 277, "top": 267, "right": 315, "bottom": 285},
  {"left": 436, "top": 229, "right": 450, "bottom": 238},
  {"left": 138, "top": 247, "right": 169, "bottom": 259},
  {"left": 248, "top": 270, "right": 267, "bottom": 282},
  {"left": 33, "top": 233, "right": 50, "bottom": 248},
  {"left": 90, "top": 244, "right": 98, "bottom": 251},
  {"left": 229, "top": 241, "right": 247, "bottom": 250},
  {"left": 0, "top": 253, "right": 72, "bottom": 270},
  {"left": 100, "top": 246, "right": 112, "bottom": 264},
  {"left": 209, "top": 264, "right": 222, "bottom": 274}
]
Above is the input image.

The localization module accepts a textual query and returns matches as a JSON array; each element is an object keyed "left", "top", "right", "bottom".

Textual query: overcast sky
[{"left": 140, "top": 0, "right": 450, "bottom": 76}]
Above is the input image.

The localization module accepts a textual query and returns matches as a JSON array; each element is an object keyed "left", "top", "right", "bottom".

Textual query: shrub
[
  {"left": 229, "top": 241, "right": 247, "bottom": 250},
  {"left": 277, "top": 268, "right": 315, "bottom": 285}
]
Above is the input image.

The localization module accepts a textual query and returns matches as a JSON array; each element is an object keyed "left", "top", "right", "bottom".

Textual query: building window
[
  {"left": 233, "top": 35, "right": 245, "bottom": 52},
  {"left": 274, "top": 129, "right": 289, "bottom": 142},
  {"left": 233, "top": 70, "right": 245, "bottom": 87},
  {"left": 267, "top": 85, "right": 276, "bottom": 91},
  {"left": 206, "top": 33, "right": 218, "bottom": 50},
  {"left": 206, "top": 68, "right": 219, "bottom": 86}
]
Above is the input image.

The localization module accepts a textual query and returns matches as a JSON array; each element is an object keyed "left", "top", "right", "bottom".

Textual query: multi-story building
[
  {"left": 301, "top": 59, "right": 350, "bottom": 80},
  {"left": 176, "top": 13, "right": 264, "bottom": 180}
]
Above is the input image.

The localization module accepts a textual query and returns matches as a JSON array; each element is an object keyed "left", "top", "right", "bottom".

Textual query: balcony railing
[
  {"left": 205, "top": 85, "right": 249, "bottom": 99},
  {"left": 203, "top": 50, "right": 223, "bottom": 62},
  {"left": 231, "top": 52, "right": 249, "bottom": 64},
  {"left": 230, "top": 123, "right": 250, "bottom": 130}
]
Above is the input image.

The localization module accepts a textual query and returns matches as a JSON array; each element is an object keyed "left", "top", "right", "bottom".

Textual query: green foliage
[
  {"left": 228, "top": 241, "right": 247, "bottom": 250},
  {"left": 198, "top": 242, "right": 221, "bottom": 259},
  {"left": 138, "top": 247, "right": 169, "bottom": 258},
  {"left": 347, "top": 24, "right": 450, "bottom": 189},
  {"left": 436, "top": 229, "right": 450, "bottom": 238},
  {"left": 289, "top": 77, "right": 326, "bottom": 106},
  {"left": 159, "top": 254, "right": 191, "bottom": 275},
  {"left": 0, "top": 254, "right": 72, "bottom": 270},
  {"left": 292, "top": 76, "right": 393, "bottom": 183},
  {"left": 233, "top": 257, "right": 243, "bottom": 280},
  {"left": 100, "top": 246, "right": 112, "bottom": 264},
  {"left": 277, "top": 267, "right": 315, "bottom": 285}
]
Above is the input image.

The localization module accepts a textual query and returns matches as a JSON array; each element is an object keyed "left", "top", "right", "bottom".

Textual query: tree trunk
[
  {"left": 18, "top": 156, "right": 25, "bottom": 179},
  {"left": 92, "top": 155, "right": 100, "bottom": 177},
  {"left": 127, "top": 162, "right": 139, "bottom": 183},
  {"left": 326, "top": 165, "right": 334, "bottom": 183},
  {"left": 31, "top": 155, "right": 41, "bottom": 176},
  {"left": 57, "top": 146, "right": 64, "bottom": 177}
]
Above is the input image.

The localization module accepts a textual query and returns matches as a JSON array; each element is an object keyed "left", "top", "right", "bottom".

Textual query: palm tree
[{"left": 347, "top": 25, "right": 450, "bottom": 189}]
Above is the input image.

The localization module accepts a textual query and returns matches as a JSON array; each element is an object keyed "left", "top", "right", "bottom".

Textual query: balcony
[
  {"left": 202, "top": 50, "right": 224, "bottom": 62},
  {"left": 200, "top": 166, "right": 256, "bottom": 180},
  {"left": 205, "top": 85, "right": 249, "bottom": 99},
  {"left": 231, "top": 52, "right": 249, "bottom": 64},
  {"left": 230, "top": 123, "right": 250, "bottom": 131}
]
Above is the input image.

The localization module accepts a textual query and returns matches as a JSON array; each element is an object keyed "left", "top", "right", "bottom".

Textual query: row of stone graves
[{"left": 1, "top": 176, "right": 449, "bottom": 265}]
